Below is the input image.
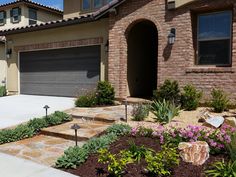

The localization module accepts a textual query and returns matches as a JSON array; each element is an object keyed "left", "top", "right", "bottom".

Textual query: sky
[{"left": 1, "top": 0, "right": 64, "bottom": 10}]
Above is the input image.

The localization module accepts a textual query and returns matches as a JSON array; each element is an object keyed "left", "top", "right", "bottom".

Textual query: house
[
  {"left": 0, "top": 0, "right": 63, "bottom": 86},
  {"left": 0, "top": 0, "right": 235, "bottom": 99}
]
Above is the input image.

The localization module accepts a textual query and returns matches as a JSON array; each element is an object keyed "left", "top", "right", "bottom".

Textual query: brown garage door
[{"left": 20, "top": 46, "right": 100, "bottom": 97}]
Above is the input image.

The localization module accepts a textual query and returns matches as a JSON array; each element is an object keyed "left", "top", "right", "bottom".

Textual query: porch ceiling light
[{"left": 168, "top": 28, "right": 176, "bottom": 45}]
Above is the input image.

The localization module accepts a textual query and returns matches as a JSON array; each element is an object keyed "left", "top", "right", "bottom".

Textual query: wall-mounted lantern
[
  {"left": 168, "top": 28, "right": 176, "bottom": 45},
  {"left": 6, "top": 48, "right": 12, "bottom": 59},
  {"left": 105, "top": 40, "right": 109, "bottom": 52}
]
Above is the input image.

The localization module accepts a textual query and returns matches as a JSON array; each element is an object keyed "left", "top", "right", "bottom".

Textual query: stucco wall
[
  {"left": 5, "top": 18, "right": 109, "bottom": 94},
  {"left": 108, "top": 0, "right": 236, "bottom": 99},
  {"left": 0, "top": 4, "right": 62, "bottom": 31},
  {"left": 0, "top": 44, "right": 6, "bottom": 86},
  {"left": 63, "top": 0, "right": 81, "bottom": 19}
]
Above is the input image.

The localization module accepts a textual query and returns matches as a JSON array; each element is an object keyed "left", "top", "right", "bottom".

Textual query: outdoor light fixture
[
  {"left": 43, "top": 105, "right": 50, "bottom": 118},
  {"left": 71, "top": 123, "right": 81, "bottom": 146},
  {"left": 125, "top": 99, "right": 128, "bottom": 122},
  {"left": 6, "top": 48, "right": 12, "bottom": 59},
  {"left": 105, "top": 40, "right": 109, "bottom": 52},
  {"left": 168, "top": 28, "right": 176, "bottom": 45}
]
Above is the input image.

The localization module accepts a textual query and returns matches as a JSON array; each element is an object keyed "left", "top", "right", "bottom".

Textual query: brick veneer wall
[{"left": 108, "top": 0, "right": 236, "bottom": 100}]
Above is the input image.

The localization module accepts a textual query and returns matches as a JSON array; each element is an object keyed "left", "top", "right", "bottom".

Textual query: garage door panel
[{"left": 20, "top": 46, "right": 100, "bottom": 97}]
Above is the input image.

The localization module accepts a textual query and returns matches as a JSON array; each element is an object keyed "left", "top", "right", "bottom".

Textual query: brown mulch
[{"left": 66, "top": 136, "right": 228, "bottom": 177}]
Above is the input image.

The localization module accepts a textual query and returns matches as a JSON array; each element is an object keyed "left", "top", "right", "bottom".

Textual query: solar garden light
[
  {"left": 43, "top": 105, "right": 50, "bottom": 118},
  {"left": 71, "top": 123, "right": 81, "bottom": 146}
]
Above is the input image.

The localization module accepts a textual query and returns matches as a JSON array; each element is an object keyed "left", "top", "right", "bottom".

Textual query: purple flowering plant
[{"left": 131, "top": 123, "right": 236, "bottom": 154}]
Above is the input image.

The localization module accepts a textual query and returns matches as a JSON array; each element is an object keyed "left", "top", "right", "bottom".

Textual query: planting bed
[{"left": 66, "top": 136, "right": 228, "bottom": 177}]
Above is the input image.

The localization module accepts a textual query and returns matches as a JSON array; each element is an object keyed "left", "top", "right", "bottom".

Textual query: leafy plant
[
  {"left": 205, "top": 160, "right": 236, "bottom": 177},
  {"left": 210, "top": 89, "right": 229, "bottom": 113},
  {"left": 145, "top": 144, "right": 179, "bottom": 176},
  {"left": 128, "top": 141, "right": 151, "bottom": 163},
  {"left": 98, "top": 148, "right": 133, "bottom": 177},
  {"left": 0, "top": 86, "right": 6, "bottom": 97},
  {"left": 56, "top": 146, "right": 89, "bottom": 169},
  {"left": 153, "top": 79, "right": 180, "bottom": 104},
  {"left": 106, "top": 124, "right": 131, "bottom": 136},
  {"left": 131, "top": 126, "right": 154, "bottom": 137},
  {"left": 96, "top": 81, "right": 115, "bottom": 105},
  {"left": 181, "top": 84, "right": 202, "bottom": 111},
  {"left": 0, "top": 111, "right": 72, "bottom": 145},
  {"left": 227, "top": 133, "right": 236, "bottom": 161},
  {"left": 75, "top": 92, "right": 98, "bottom": 107},
  {"left": 56, "top": 124, "right": 129, "bottom": 169},
  {"left": 131, "top": 103, "right": 149, "bottom": 121},
  {"left": 151, "top": 100, "right": 180, "bottom": 124}
]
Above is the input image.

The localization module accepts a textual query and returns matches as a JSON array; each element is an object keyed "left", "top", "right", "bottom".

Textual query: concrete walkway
[
  {"left": 0, "top": 153, "right": 78, "bottom": 177},
  {"left": 0, "top": 95, "right": 74, "bottom": 129}
]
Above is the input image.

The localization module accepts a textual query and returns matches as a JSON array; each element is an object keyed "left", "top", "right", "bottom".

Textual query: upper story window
[
  {"left": 197, "top": 11, "right": 232, "bottom": 66},
  {"left": 82, "top": 0, "right": 112, "bottom": 11},
  {"left": 10, "top": 7, "right": 21, "bottom": 23},
  {"left": 0, "top": 11, "right": 6, "bottom": 26},
  {"left": 82, "top": 0, "right": 91, "bottom": 11},
  {"left": 29, "top": 8, "right": 37, "bottom": 25}
]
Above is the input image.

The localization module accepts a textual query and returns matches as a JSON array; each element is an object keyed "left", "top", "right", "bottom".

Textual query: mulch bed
[{"left": 66, "top": 136, "right": 228, "bottom": 177}]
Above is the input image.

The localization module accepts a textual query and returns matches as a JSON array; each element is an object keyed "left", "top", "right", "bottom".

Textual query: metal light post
[
  {"left": 125, "top": 99, "right": 128, "bottom": 122},
  {"left": 43, "top": 105, "right": 50, "bottom": 118},
  {"left": 71, "top": 123, "right": 81, "bottom": 146}
]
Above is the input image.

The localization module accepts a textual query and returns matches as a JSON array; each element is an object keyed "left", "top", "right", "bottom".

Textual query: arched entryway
[{"left": 127, "top": 20, "right": 158, "bottom": 98}]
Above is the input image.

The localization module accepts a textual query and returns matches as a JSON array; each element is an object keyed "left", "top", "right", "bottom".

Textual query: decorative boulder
[
  {"left": 178, "top": 141, "right": 210, "bottom": 166},
  {"left": 225, "top": 117, "right": 236, "bottom": 128}
]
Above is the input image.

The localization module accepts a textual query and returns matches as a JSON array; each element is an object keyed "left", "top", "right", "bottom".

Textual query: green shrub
[
  {"left": 56, "top": 124, "right": 129, "bottom": 169},
  {"left": 98, "top": 148, "right": 133, "bottom": 177},
  {"left": 0, "top": 111, "right": 71, "bottom": 145},
  {"left": 153, "top": 79, "right": 180, "bottom": 104},
  {"left": 145, "top": 144, "right": 179, "bottom": 176},
  {"left": 131, "top": 103, "right": 149, "bottom": 121},
  {"left": 227, "top": 133, "right": 236, "bottom": 161},
  {"left": 181, "top": 85, "right": 202, "bottom": 111},
  {"left": 56, "top": 146, "right": 89, "bottom": 169},
  {"left": 151, "top": 100, "right": 180, "bottom": 124},
  {"left": 75, "top": 92, "right": 97, "bottom": 107},
  {"left": 0, "top": 86, "right": 6, "bottom": 97},
  {"left": 205, "top": 160, "right": 236, "bottom": 177},
  {"left": 106, "top": 124, "right": 131, "bottom": 136},
  {"left": 211, "top": 89, "right": 229, "bottom": 113},
  {"left": 96, "top": 81, "right": 115, "bottom": 105}
]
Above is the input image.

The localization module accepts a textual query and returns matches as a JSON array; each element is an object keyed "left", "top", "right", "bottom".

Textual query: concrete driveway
[{"left": 0, "top": 95, "right": 74, "bottom": 129}]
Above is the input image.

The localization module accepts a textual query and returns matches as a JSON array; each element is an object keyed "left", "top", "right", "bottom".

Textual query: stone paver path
[
  {"left": 0, "top": 135, "right": 83, "bottom": 166},
  {"left": 65, "top": 105, "right": 133, "bottom": 122},
  {"left": 41, "top": 119, "right": 112, "bottom": 141}
]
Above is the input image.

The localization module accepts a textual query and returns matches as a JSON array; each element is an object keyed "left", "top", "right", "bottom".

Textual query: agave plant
[{"left": 150, "top": 99, "right": 180, "bottom": 124}]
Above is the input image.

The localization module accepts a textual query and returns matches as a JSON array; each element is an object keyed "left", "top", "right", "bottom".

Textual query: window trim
[
  {"left": 0, "top": 11, "right": 6, "bottom": 26},
  {"left": 28, "top": 8, "right": 37, "bottom": 25},
  {"left": 196, "top": 10, "right": 232, "bottom": 66}
]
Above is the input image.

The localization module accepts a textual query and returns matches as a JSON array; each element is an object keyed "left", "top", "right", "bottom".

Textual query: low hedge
[
  {"left": 55, "top": 124, "right": 131, "bottom": 169},
  {"left": 0, "top": 111, "right": 72, "bottom": 144}
]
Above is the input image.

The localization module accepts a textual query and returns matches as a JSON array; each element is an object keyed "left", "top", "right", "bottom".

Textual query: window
[
  {"left": 0, "top": 11, "right": 6, "bottom": 25},
  {"left": 10, "top": 7, "right": 21, "bottom": 23},
  {"left": 82, "top": 0, "right": 113, "bottom": 11},
  {"left": 94, "top": 0, "right": 103, "bottom": 9},
  {"left": 29, "top": 8, "right": 37, "bottom": 25},
  {"left": 82, "top": 0, "right": 91, "bottom": 11},
  {"left": 197, "top": 11, "right": 232, "bottom": 65}
]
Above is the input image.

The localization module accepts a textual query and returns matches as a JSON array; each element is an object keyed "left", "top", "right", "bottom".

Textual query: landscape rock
[
  {"left": 178, "top": 141, "right": 210, "bottom": 166},
  {"left": 224, "top": 117, "right": 236, "bottom": 128}
]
